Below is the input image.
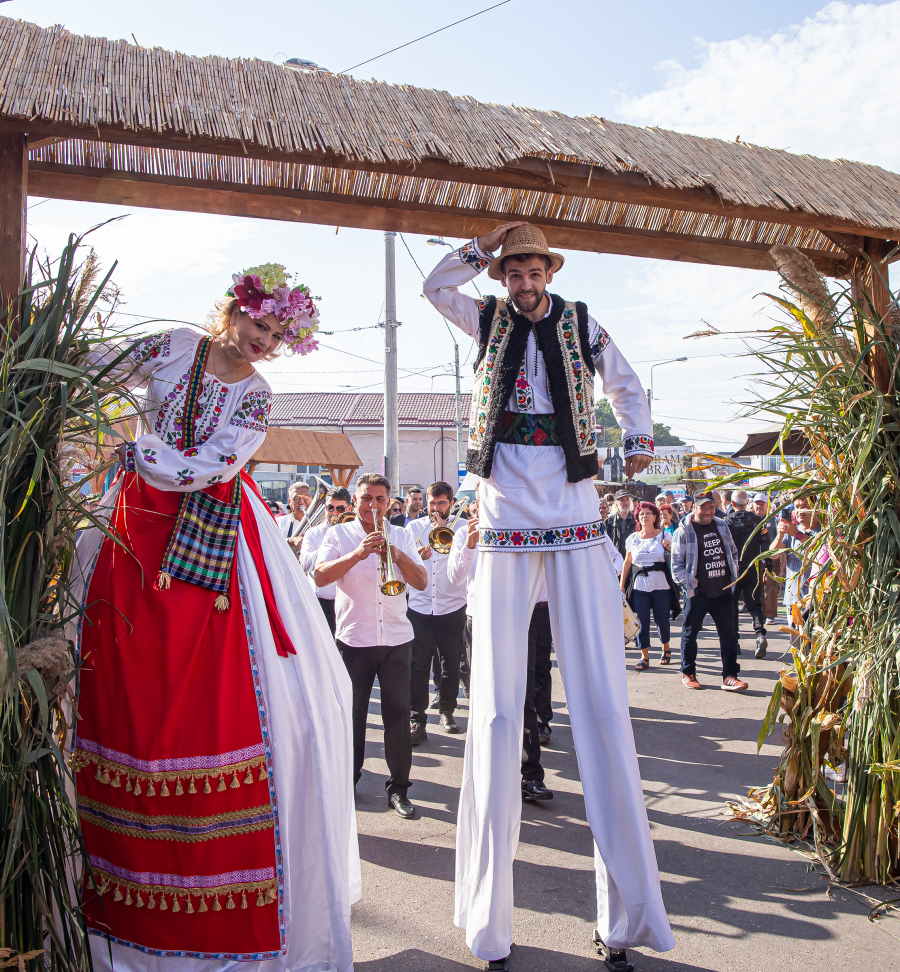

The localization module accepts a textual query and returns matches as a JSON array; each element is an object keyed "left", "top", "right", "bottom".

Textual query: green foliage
[
  {"left": 594, "top": 400, "right": 685, "bottom": 446},
  {"left": 0, "top": 233, "right": 139, "bottom": 969},
  {"left": 718, "top": 259, "right": 900, "bottom": 883},
  {"left": 652, "top": 423, "right": 686, "bottom": 446}
]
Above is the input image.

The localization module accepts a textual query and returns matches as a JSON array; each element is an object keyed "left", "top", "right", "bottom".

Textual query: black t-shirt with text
[{"left": 692, "top": 521, "right": 732, "bottom": 598}]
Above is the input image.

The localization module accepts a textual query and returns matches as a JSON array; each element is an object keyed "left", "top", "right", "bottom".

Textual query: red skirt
[{"left": 76, "top": 473, "right": 282, "bottom": 959}]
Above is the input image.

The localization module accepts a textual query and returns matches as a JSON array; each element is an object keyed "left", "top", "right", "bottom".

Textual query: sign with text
[{"left": 642, "top": 446, "right": 693, "bottom": 486}]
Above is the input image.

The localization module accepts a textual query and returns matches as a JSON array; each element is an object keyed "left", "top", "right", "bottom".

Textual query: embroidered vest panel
[{"left": 466, "top": 295, "right": 599, "bottom": 484}]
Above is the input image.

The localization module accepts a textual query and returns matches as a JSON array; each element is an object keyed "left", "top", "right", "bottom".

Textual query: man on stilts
[{"left": 424, "top": 223, "right": 675, "bottom": 971}]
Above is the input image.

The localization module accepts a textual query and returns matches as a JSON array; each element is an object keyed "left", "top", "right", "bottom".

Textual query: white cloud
[{"left": 619, "top": 1, "right": 900, "bottom": 169}]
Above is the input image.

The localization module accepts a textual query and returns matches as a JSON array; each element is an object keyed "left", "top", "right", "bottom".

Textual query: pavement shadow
[
  {"left": 359, "top": 833, "right": 455, "bottom": 882},
  {"left": 354, "top": 950, "right": 474, "bottom": 971}
]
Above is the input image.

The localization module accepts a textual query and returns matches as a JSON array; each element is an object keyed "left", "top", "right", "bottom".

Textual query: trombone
[
  {"left": 413, "top": 497, "right": 470, "bottom": 555},
  {"left": 377, "top": 514, "right": 406, "bottom": 596},
  {"left": 295, "top": 478, "right": 329, "bottom": 538}
]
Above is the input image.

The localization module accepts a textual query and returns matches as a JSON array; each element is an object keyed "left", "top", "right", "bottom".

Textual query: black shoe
[
  {"left": 389, "top": 793, "right": 416, "bottom": 819},
  {"left": 486, "top": 959, "right": 509, "bottom": 971},
  {"left": 410, "top": 722, "right": 427, "bottom": 746},
  {"left": 522, "top": 779, "right": 553, "bottom": 801},
  {"left": 440, "top": 712, "right": 460, "bottom": 734},
  {"left": 538, "top": 724, "right": 551, "bottom": 747},
  {"left": 429, "top": 693, "right": 441, "bottom": 709},
  {"left": 755, "top": 635, "right": 768, "bottom": 659},
  {"left": 592, "top": 930, "right": 633, "bottom": 972}
]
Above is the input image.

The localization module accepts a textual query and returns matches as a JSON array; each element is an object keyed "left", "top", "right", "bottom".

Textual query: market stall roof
[
  {"left": 2, "top": 16, "right": 899, "bottom": 278},
  {"left": 731, "top": 424, "right": 810, "bottom": 459},
  {"left": 249, "top": 428, "right": 361, "bottom": 487}
]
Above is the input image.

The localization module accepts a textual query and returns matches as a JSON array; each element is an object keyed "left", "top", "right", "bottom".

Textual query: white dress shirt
[
  {"left": 299, "top": 523, "right": 336, "bottom": 600},
  {"left": 406, "top": 519, "right": 468, "bottom": 616},
  {"left": 279, "top": 513, "right": 305, "bottom": 538},
  {"left": 316, "top": 518, "right": 422, "bottom": 648}
]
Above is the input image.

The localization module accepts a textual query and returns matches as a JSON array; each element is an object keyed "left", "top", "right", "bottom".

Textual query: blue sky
[{"left": 9, "top": 0, "right": 899, "bottom": 451}]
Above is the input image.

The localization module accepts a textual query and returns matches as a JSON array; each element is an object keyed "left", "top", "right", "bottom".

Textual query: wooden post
[
  {"left": 0, "top": 132, "right": 27, "bottom": 324},
  {"left": 850, "top": 236, "right": 892, "bottom": 394}
]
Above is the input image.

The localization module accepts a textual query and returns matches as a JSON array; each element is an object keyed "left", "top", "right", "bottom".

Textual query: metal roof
[{"left": 270, "top": 392, "right": 472, "bottom": 429}]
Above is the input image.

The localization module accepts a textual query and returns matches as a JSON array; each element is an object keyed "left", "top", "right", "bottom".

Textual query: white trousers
[{"left": 455, "top": 545, "right": 675, "bottom": 962}]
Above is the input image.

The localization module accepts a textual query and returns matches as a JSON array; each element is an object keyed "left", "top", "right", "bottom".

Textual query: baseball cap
[
  {"left": 614, "top": 489, "right": 631, "bottom": 499},
  {"left": 694, "top": 492, "right": 717, "bottom": 507},
  {"left": 752, "top": 492, "right": 768, "bottom": 502}
]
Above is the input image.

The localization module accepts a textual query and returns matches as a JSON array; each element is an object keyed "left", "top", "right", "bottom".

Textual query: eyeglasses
[{"left": 326, "top": 505, "right": 349, "bottom": 512}]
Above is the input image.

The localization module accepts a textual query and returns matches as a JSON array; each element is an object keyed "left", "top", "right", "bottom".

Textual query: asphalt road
[{"left": 348, "top": 612, "right": 897, "bottom": 971}]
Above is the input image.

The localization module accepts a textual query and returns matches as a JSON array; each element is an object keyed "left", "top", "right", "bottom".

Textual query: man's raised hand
[
  {"left": 625, "top": 454, "right": 653, "bottom": 480},
  {"left": 476, "top": 221, "right": 527, "bottom": 255}
]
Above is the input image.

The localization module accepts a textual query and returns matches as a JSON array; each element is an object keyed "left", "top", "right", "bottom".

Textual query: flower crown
[{"left": 226, "top": 263, "right": 319, "bottom": 355}]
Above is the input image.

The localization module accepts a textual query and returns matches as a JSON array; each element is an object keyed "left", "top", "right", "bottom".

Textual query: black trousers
[
  {"left": 337, "top": 640, "right": 412, "bottom": 797},
  {"left": 460, "top": 615, "right": 472, "bottom": 690},
  {"left": 732, "top": 571, "right": 766, "bottom": 638},
  {"left": 680, "top": 591, "right": 740, "bottom": 679},
  {"left": 522, "top": 609, "right": 545, "bottom": 784},
  {"left": 317, "top": 596, "right": 336, "bottom": 637},
  {"left": 409, "top": 606, "right": 467, "bottom": 723},
  {"left": 530, "top": 602, "right": 553, "bottom": 729}
]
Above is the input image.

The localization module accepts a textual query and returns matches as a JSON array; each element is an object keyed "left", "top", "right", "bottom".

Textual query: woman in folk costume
[
  {"left": 68, "top": 265, "right": 360, "bottom": 972},
  {"left": 424, "top": 223, "right": 675, "bottom": 972}
]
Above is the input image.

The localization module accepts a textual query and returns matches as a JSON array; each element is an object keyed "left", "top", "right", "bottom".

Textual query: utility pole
[
  {"left": 454, "top": 343, "right": 462, "bottom": 465},
  {"left": 383, "top": 232, "right": 400, "bottom": 494}
]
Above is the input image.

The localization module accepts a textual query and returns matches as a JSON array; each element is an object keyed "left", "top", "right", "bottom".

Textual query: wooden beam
[
  {"left": 27, "top": 164, "right": 851, "bottom": 277},
  {"left": 0, "top": 132, "right": 27, "bottom": 318},
  {"left": 6, "top": 116, "right": 899, "bottom": 241},
  {"left": 849, "top": 237, "right": 892, "bottom": 393}
]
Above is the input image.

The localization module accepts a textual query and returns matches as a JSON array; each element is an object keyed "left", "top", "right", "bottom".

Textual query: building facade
[{"left": 263, "top": 392, "right": 472, "bottom": 494}]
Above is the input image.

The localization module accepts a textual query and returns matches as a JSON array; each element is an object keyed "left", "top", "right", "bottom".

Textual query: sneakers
[
  {"left": 410, "top": 722, "right": 427, "bottom": 746},
  {"left": 755, "top": 635, "right": 768, "bottom": 659},
  {"left": 428, "top": 693, "right": 441, "bottom": 710},
  {"left": 682, "top": 673, "right": 702, "bottom": 690},
  {"left": 439, "top": 712, "right": 460, "bottom": 734},
  {"left": 722, "top": 676, "right": 749, "bottom": 692}
]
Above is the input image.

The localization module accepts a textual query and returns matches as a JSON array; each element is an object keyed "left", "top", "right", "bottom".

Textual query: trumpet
[
  {"left": 414, "top": 498, "right": 470, "bottom": 555},
  {"left": 334, "top": 510, "right": 357, "bottom": 524},
  {"left": 377, "top": 514, "right": 406, "bottom": 596}
]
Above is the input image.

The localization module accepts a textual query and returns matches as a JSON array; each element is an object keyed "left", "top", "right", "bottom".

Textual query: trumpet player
[
  {"left": 294, "top": 486, "right": 353, "bottom": 636},
  {"left": 409, "top": 482, "right": 469, "bottom": 744},
  {"left": 315, "top": 473, "right": 427, "bottom": 819}
]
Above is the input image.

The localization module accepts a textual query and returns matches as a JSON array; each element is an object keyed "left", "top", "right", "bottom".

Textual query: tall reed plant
[
  {"left": 0, "top": 232, "right": 140, "bottom": 970},
  {"left": 713, "top": 246, "right": 900, "bottom": 883}
]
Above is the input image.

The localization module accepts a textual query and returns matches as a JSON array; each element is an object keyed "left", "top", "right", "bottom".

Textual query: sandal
[
  {"left": 660, "top": 648, "right": 671, "bottom": 665},
  {"left": 634, "top": 656, "right": 650, "bottom": 672}
]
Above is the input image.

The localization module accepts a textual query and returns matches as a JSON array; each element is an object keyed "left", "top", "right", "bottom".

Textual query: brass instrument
[
  {"left": 414, "top": 498, "right": 471, "bottom": 555},
  {"left": 377, "top": 514, "right": 406, "bottom": 596},
  {"left": 335, "top": 510, "right": 357, "bottom": 524},
  {"left": 295, "top": 478, "right": 329, "bottom": 538}
]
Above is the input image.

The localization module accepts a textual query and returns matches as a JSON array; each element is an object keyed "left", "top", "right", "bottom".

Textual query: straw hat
[{"left": 487, "top": 224, "right": 565, "bottom": 280}]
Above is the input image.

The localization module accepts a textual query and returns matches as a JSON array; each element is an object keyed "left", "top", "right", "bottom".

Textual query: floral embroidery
[
  {"left": 459, "top": 240, "right": 490, "bottom": 272},
  {"left": 129, "top": 331, "right": 171, "bottom": 364},
  {"left": 141, "top": 448, "right": 157, "bottom": 465},
  {"left": 589, "top": 325, "right": 611, "bottom": 359},
  {"left": 175, "top": 468, "right": 194, "bottom": 486},
  {"left": 123, "top": 443, "right": 136, "bottom": 473},
  {"left": 480, "top": 520, "right": 605, "bottom": 551},
  {"left": 183, "top": 447, "right": 199, "bottom": 457},
  {"left": 206, "top": 475, "right": 223, "bottom": 485},
  {"left": 514, "top": 364, "right": 535, "bottom": 411},
  {"left": 623, "top": 433, "right": 654, "bottom": 458},
  {"left": 468, "top": 303, "right": 510, "bottom": 452},
  {"left": 155, "top": 374, "right": 229, "bottom": 449},
  {"left": 557, "top": 307, "right": 596, "bottom": 456},
  {"left": 220, "top": 453, "right": 238, "bottom": 465},
  {"left": 230, "top": 389, "right": 271, "bottom": 433},
  {"left": 502, "top": 411, "right": 558, "bottom": 446}
]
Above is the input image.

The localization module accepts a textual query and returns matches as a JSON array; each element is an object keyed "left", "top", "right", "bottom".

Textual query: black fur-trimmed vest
[{"left": 466, "top": 294, "right": 599, "bottom": 484}]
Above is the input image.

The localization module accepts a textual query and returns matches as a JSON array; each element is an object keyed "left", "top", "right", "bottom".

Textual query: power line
[{"left": 340, "top": 1, "right": 513, "bottom": 74}]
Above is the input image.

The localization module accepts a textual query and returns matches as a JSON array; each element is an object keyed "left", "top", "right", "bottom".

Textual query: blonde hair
[{"left": 206, "top": 298, "right": 284, "bottom": 362}]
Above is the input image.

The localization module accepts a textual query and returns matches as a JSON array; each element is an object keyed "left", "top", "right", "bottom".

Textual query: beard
[{"left": 510, "top": 283, "right": 546, "bottom": 313}]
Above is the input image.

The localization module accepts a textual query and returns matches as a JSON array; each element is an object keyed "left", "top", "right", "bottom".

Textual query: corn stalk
[
  {"left": 714, "top": 248, "right": 900, "bottom": 883},
  {"left": 0, "top": 232, "right": 141, "bottom": 970}
]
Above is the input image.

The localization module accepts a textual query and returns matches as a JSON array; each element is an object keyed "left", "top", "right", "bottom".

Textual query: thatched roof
[{"left": 2, "top": 16, "right": 897, "bottom": 275}]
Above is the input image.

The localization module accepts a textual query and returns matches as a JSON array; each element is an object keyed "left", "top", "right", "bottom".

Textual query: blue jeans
[
  {"left": 680, "top": 591, "right": 740, "bottom": 679},
  {"left": 632, "top": 588, "right": 671, "bottom": 650}
]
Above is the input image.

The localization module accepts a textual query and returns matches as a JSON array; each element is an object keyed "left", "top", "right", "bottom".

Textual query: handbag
[
  {"left": 154, "top": 337, "right": 242, "bottom": 611},
  {"left": 623, "top": 591, "right": 641, "bottom": 645}
]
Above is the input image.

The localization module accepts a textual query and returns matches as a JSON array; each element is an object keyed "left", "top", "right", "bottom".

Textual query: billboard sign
[{"left": 641, "top": 446, "right": 693, "bottom": 486}]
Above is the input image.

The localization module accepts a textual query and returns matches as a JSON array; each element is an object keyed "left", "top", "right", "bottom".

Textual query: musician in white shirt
[
  {"left": 408, "top": 482, "right": 468, "bottom": 743},
  {"left": 297, "top": 487, "right": 352, "bottom": 636},
  {"left": 315, "top": 473, "right": 427, "bottom": 820},
  {"left": 278, "top": 481, "right": 312, "bottom": 538}
]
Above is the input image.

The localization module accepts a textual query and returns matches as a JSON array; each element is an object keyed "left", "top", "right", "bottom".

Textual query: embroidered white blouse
[
  {"left": 423, "top": 242, "right": 653, "bottom": 550},
  {"left": 625, "top": 532, "right": 670, "bottom": 593},
  {"left": 97, "top": 328, "right": 272, "bottom": 491}
]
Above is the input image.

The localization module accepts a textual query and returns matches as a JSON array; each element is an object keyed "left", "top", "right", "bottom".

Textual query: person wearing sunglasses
[{"left": 296, "top": 487, "right": 354, "bottom": 635}]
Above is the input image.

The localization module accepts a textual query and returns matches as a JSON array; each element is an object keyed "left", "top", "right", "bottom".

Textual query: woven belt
[{"left": 501, "top": 410, "right": 560, "bottom": 446}]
